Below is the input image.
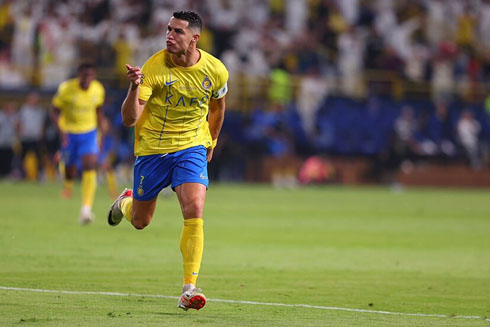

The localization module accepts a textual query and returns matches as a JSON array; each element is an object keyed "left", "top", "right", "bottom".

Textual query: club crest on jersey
[{"left": 202, "top": 76, "right": 212, "bottom": 90}]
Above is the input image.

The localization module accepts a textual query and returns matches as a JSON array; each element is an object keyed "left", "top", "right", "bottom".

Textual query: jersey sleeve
[
  {"left": 52, "top": 82, "right": 67, "bottom": 108},
  {"left": 212, "top": 62, "right": 229, "bottom": 99},
  {"left": 96, "top": 82, "right": 105, "bottom": 107},
  {"left": 138, "top": 61, "right": 155, "bottom": 102}
]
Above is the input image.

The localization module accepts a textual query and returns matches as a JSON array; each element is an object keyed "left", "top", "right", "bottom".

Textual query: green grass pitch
[{"left": 0, "top": 181, "right": 489, "bottom": 326}]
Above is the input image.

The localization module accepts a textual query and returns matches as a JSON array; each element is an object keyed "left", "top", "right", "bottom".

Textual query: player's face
[
  {"left": 166, "top": 17, "right": 198, "bottom": 54},
  {"left": 78, "top": 68, "right": 96, "bottom": 90}
]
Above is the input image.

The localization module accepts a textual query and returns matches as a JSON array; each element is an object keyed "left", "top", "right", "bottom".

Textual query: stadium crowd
[
  {"left": 1, "top": 0, "right": 490, "bottom": 183},
  {"left": 1, "top": 0, "right": 490, "bottom": 91}
]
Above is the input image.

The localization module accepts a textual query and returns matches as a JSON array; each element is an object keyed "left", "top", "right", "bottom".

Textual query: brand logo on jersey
[
  {"left": 164, "top": 92, "right": 209, "bottom": 107},
  {"left": 200, "top": 173, "right": 208, "bottom": 180},
  {"left": 140, "top": 73, "right": 145, "bottom": 85},
  {"left": 165, "top": 79, "right": 178, "bottom": 86},
  {"left": 201, "top": 76, "right": 212, "bottom": 90}
]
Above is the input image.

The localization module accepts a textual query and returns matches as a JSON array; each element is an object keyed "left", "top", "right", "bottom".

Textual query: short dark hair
[
  {"left": 77, "top": 62, "right": 96, "bottom": 73},
  {"left": 173, "top": 10, "right": 202, "bottom": 32}
]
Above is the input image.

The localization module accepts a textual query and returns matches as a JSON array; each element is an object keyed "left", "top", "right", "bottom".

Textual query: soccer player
[
  {"left": 51, "top": 63, "right": 106, "bottom": 224},
  {"left": 107, "top": 11, "right": 228, "bottom": 311}
]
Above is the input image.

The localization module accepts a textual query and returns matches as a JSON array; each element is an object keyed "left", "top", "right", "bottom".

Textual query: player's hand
[
  {"left": 126, "top": 64, "right": 143, "bottom": 86},
  {"left": 206, "top": 148, "right": 214, "bottom": 162}
]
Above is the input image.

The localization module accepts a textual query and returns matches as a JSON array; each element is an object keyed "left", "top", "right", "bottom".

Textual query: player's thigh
[
  {"left": 133, "top": 154, "right": 172, "bottom": 201},
  {"left": 81, "top": 153, "right": 97, "bottom": 170},
  {"left": 62, "top": 133, "right": 78, "bottom": 167},
  {"left": 78, "top": 130, "right": 98, "bottom": 170},
  {"left": 171, "top": 146, "right": 208, "bottom": 219},
  {"left": 131, "top": 197, "right": 158, "bottom": 228},
  {"left": 131, "top": 154, "right": 173, "bottom": 227}
]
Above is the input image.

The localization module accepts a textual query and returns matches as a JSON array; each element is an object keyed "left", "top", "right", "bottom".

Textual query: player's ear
[{"left": 192, "top": 34, "right": 200, "bottom": 44}]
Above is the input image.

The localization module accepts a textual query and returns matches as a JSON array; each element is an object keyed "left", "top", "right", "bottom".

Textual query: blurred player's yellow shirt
[
  {"left": 136, "top": 49, "right": 229, "bottom": 156},
  {"left": 52, "top": 79, "right": 105, "bottom": 134}
]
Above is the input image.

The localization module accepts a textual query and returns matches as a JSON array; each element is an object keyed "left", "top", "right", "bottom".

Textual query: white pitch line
[{"left": 0, "top": 286, "right": 488, "bottom": 322}]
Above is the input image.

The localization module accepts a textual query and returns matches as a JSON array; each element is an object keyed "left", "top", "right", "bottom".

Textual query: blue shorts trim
[
  {"left": 62, "top": 129, "right": 98, "bottom": 166},
  {"left": 133, "top": 145, "right": 208, "bottom": 201}
]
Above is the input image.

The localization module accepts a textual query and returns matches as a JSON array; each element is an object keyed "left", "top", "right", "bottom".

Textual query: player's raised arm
[{"left": 121, "top": 64, "right": 146, "bottom": 127}]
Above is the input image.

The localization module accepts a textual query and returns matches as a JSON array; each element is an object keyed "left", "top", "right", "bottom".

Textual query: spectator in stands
[
  {"left": 42, "top": 110, "right": 60, "bottom": 182},
  {"left": 479, "top": 0, "right": 490, "bottom": 50},
  {"left": 457, "top": 109, "right": 482, "bottom": 169},
  {"left": 455, "top": 4, "right": 477, "bottom": 48},
  {"left": 367, "top": 104, "right": 420, "bottom": 184},
  {"left": 425, "top": 0, "right": 450, "bottom": 47},
  {"left": 429, "top": 101, "right": 457, "bottom": 158},
  {"left": 431, "top": 42, "right": 457, "bottom": 103},
  {"left": 18, "top": 92, "right": 46, "bottom": 180},
  {"left": 268, "top": 63, "right": 293, "bottom": 108},
  {"left": 37, "top": 6, "right": 78, "bottom": 88},
  {"left": 337, "top": 25, "right": 364, "bottom": 97},
  {"left": 11, "top": 3, "right": 39, "bottom": 85},
  {"left": 394, "top": 106, "right": 419, "bottom": 158},
  {"left": 364, "top": 24, "right": 385, "bottom": 70},
  {"left": 1, "top": 0, "right": 490, "bottom": 185},
  {"left": 205, "top": 0, "right": 240, "bottom": 57},
  {"left": 297, "top": 68, "right": 329, "bottom": 138},
  {"left": 285, "top": 0, "right": 308, "bottom": 37},
  {"left": 0, "top": 102, "right": 18, "bottom": 178},
  {"left": 483, "top": 93, "right": 490, "bottom": 165},
  {"left": 0, "top": 48, "right": 25, "bottom": 88},
  {"left": 413, "top": 110, "right": 438, "bottom": 157},
  {"left": 382, "top": 105, "right": 420, "bottom": 178}
]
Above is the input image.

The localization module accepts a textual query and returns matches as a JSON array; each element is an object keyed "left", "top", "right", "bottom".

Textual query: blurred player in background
[
  {"left": 107, "top": 11, "right": 228, "bottom": 311},
  {"left": 51, "top": 62, "right": 107, "bottom": 225}
]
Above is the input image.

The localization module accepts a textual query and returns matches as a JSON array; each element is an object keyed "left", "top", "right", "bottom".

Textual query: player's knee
[
  {"left": 131, "top": 220, "right": 148, "bottom": 230},
  {"left": 182, "top": 200, "right": 204, "bottom": 218},
  {"left": 131, "top": 216, "right": 150, "bottom": 230}
]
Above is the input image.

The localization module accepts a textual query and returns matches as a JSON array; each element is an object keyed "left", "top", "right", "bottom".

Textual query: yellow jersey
[
  {"left": 136, "top": 49, "right": 229, "bottom": 156},
  {"left": 52, "top": 78, "right": 105, "bottom": 134}
]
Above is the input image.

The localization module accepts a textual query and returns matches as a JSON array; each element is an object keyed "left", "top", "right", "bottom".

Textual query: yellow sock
[
  {"left": 105, "top": 170, "right": 118, "bottom": 198},
  {"left": 81, "top": 170, "right": 97, "bottom": 208},
  {"left": 62, "top": 179, "right": 74, "bottom": 198},
  {"left": 59, "top": 159, "right": 66, "bottom": 179},
  {"left": 120, "top": 197, "right": 133, "bottom": 222},
  {"left": 180, "top": 218, "right": 204, "bottom": 285},
  {"left": 24, "top": 151, "right": 38, "bottom": 181},
  {"left": 63, "top": 180, "right": 73, "bottom": 192}
]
